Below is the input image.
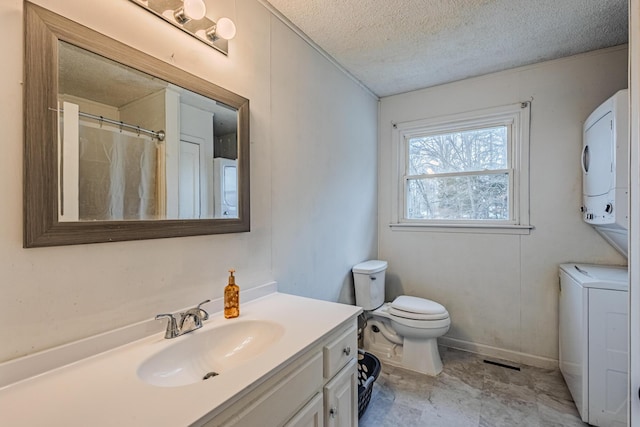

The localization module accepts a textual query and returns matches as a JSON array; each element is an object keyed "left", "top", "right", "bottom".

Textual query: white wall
[
  {"left": 5, "top": 0, "right": 620, "bottom": 369},
  {"left": 378, "top": 46, "right": 628, "bottom": 367},
  {"left": 0, "top": 0, "right": 377, "bottom": 362},
  {"left": 270, "top": 17, "right": 378, "bottom": 303}
]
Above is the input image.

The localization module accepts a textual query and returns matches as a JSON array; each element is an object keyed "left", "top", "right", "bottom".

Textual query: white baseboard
[{"left": 439, "top": 336, "right": 558, "bottom": 370}]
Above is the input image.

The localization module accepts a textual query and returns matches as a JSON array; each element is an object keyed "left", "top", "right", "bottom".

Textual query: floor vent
[{"left": 483, "top": 359, "right": 521, "bottom": 371}]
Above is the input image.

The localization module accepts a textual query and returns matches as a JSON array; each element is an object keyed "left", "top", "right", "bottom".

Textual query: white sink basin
[{"left": 138, "top": 320, "right": 285, "bottom": 387}]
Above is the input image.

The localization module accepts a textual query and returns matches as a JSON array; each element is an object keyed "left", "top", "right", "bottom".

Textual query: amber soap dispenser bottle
[{"left": 224, "top": 269, "right": 240, "bottom": 319}]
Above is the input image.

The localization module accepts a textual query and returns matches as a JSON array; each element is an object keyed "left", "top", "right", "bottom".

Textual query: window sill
[{"left": 389, "top": 223, "right": 534, "bottom": 235}]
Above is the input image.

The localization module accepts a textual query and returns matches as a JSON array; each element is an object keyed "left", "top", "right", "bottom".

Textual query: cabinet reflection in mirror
[
  {"left": 24, "top": 3, "right": 250, "bottom": 247},
  {"left": 58, "top": 42, "right": 238, "bottom": 222}
]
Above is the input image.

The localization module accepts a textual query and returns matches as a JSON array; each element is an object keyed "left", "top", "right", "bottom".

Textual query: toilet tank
[{"left": 352, "top": 260, "right": 387, "bottom": 310}]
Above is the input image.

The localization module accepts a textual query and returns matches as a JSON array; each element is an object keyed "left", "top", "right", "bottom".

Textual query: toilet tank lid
[{"left": 352, "top": 260, "right": 388, "bottom": 274}]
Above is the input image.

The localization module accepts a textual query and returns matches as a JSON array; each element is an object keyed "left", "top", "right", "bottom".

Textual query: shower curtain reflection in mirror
[{"left": 59, "top": 111, "right": 164, "bottom": 221}]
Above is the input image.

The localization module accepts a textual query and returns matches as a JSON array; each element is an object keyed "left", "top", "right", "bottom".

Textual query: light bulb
[
  {"left": 216, "top": 17, "right": 236, "bottom": 40},
  {"left": 183, "top": 0, "right": 206, "bottom": 20}
]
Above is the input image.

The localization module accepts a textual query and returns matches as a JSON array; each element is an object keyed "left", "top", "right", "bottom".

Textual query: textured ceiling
[
  {"left": 59, "top": 41, "right": 167, "bottom": 108},
  {"left": 59, "top": 42, "right": 238, "bottom": 135},
  {"left": 264, "top": 0, "right": 629, "bottom": 97}
]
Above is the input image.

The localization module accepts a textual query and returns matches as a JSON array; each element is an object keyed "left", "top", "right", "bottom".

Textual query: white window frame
[{"left": 390, "top": 102, "right": 532, "bottom": 234}]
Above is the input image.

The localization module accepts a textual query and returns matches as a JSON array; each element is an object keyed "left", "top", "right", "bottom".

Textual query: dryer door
[{"left": 583, "top": 111, "right": 613, "bottom": 197}]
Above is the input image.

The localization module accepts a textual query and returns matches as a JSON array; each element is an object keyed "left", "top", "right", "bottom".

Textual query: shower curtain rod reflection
[{"left": 52, "top": 107, "right": 166, "bottom": 141}]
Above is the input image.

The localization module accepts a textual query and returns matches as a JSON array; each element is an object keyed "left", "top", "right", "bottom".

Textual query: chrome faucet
[{"left": 156, "top": 299, "right": 211, "bottom": 339}]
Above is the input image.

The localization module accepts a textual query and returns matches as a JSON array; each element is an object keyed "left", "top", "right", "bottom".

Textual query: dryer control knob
[{"left": 605, "top": 203, "right": 613, "bottom": 214}]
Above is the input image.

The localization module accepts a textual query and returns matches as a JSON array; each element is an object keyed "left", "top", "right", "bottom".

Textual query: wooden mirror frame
[{"left": 23, "top": 2, "right": 250, "bottom": 248}]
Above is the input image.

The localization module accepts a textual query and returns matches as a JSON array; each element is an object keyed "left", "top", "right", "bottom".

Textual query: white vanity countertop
[{"left": 0, "top": 292, "right": 361, "bottom": 426}]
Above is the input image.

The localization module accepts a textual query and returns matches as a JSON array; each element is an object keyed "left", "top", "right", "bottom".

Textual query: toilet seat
[
  {"left": 371, "top": 304, "right": 450, "bottom": 329},
  {"left": 388, "top": 314, "right": 451, "bottom": 330},
  {"left": 389, "top": 296, "right": 449, "bottom": 321}
]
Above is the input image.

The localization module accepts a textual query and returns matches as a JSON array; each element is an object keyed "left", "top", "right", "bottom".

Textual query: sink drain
[{"left": 202, "top": 372, "right": 219, "bottom": 381}]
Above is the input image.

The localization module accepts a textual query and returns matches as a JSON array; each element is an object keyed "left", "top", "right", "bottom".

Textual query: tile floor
[{"left": 359, "top": 347, "right": 587, "bottom": 427}]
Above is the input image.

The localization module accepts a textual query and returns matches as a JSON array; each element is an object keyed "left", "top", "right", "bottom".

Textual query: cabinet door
[
  {"left": 211, "top": 354, "right": 323, "bottom": 427},
  {"left": 324, "top": 358, "right": 357, "bottom": 427},
  {"left": 285, "top": 393, "right": 324, "bottom": 427},
  {"left": 588, "top": 288, "right": 628, "bottom": 426}
]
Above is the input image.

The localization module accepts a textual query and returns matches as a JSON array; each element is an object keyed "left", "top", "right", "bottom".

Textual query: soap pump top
[{"left": 224, "top": 269, "right": 239, "bottom": 319}]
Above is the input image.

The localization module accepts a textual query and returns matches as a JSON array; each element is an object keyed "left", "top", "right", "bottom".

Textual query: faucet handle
[
  {"left": 156, "top": 313, "right": 179, "bottom": 339},
  {"left": 196, "top": 299, "right": 211, "bottom": 320},
  {"left": 155, "top": 313, "right": 176, "bottom": 321}
]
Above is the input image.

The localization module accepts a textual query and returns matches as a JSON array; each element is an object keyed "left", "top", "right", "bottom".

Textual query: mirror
[
  {"left": 58, "top": 41, "right": 240, "bottom": 221},
  {"left": 24, "top": 2, "right": 250, "bottom": 247}
]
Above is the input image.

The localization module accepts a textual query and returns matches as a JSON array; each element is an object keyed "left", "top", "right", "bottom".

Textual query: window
[{"left": 392, "top": 102, "right": 531, "bottom": 233}]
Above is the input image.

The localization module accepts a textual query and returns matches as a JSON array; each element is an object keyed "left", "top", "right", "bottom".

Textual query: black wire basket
[{"left": 357, "top": 350, "right": 381, "bottom": 418}]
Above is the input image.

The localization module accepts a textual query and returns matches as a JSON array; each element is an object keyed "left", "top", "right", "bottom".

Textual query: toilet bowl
[{"left": 353, "top": 260, "right": 450, "bottom": 376}]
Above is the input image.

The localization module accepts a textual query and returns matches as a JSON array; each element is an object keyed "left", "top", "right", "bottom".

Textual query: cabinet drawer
[{"left": 323, "top": 326, "right": 357, "bottom": 379}]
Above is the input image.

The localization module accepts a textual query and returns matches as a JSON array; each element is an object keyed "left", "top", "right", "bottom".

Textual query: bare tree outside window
[{"left": 406, "top": 126, "right": 510, "bottom": 220}]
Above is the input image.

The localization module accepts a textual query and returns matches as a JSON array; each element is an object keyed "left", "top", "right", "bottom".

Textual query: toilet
[{"left": 353, "top": 260, "right": 450, "bottom": 376}]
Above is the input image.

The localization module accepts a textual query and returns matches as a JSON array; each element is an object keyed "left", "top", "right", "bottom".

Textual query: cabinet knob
[
  {"left": 330, "top": 407, "right": 337, "bottom": 418},
  {"left": 343, "top": 346, "right": 351, "bottom": 356}
]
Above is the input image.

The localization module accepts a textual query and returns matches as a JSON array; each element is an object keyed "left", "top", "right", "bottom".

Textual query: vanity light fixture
[
  {"left": 212, "top": 16, "right": 236, "bottom": 40},
  {"left": 129, "top": 0, "right": 236, "bottom": 55},
  {"left": 183, "top": 0, "right": 207, "bottom": 20}
]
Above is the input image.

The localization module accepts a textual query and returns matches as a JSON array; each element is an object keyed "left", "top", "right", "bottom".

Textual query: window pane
[
  {"left": 408, "top": 126, "right": 507, "bottom": 175},
  {"left": 407, "top": 173, "right": 510, "bottom": 220}
]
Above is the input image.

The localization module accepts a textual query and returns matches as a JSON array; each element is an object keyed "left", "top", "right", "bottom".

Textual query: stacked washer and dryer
[
  {"left": 581, "top": 89, "right": 629, "bottom": 257},
  {"left": 559, "top": 90, "right": 629, "bottom": 427}
]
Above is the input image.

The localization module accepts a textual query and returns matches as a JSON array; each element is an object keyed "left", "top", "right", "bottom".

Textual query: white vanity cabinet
[
  {"left": 0, "top": 291, "right": 362, "bottom": 427},
  {"left": 199, "top": 321, "right": 358, "bottom": 427}
]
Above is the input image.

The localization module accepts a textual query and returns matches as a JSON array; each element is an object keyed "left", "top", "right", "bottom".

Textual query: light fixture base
[
  {"left": 205, "top": 24, "right": 218, "bottom": 42},
  {"left": 129, "top": 0, "right": 229, "bottom": 55},
  {"left": 173, "top": 7, "right": 190, "bottom": 25}
]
